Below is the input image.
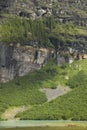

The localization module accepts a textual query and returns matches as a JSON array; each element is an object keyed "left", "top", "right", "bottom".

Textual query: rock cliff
[
  {"left": 0, "top": 0, "right": 87, "bottom": 82},
  {"left": 0, "top": 44, "right": 54, "bottom": 82}
]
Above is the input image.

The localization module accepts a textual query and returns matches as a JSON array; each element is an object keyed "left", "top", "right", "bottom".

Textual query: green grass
[
  {"left": 17, "top": 85, "right": 87, "bottom": 120},
  {"left": 16, "top": 60, "right": 87, "bottom": 120},
  {"left": 0, "top": 59, "right": 61, "bottom": 118},
  {"left": 0, "top": 59, "right": 87, "bottom": 120},
  {"left": 53, "top": 23, "right": 87, "bottom": 37},
  {"left": 0, "top": 0, "right": 87, "bottom": 121}
]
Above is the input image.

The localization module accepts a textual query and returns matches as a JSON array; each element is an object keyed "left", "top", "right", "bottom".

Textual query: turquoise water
[{"left": 0, "top": 120, "right": 87, "bottom": 130}]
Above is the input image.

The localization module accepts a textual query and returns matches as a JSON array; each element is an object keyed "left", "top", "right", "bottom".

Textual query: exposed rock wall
[
  {"left": 0, "top": 42, "right": 87, "bottom": 82},
  {"left": 0, "top": 44, "right": 54, "bottom": 82},
  {"left": 56, "top": 42, "right": 87, "bottom": 66}
]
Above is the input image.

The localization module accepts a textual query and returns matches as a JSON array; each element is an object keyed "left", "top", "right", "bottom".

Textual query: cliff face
[
  {"left": 0, "top": 0, "right": 87, "bottom": 82},
  {"left": 0, "top": 42, "right": 87, "bottom": 82},
  {"left": 0, "top": 44, "right": 54, "bottom": 82}
]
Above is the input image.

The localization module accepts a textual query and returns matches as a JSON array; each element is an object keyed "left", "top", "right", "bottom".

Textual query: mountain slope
[
  {"left": 16, "top": 60, "right": 87, "bottom": 120},
  {"left": 17, "top": 85, "right": 87, "bottom": 120},
  {"left": 0, "top": 0, "right": 87, "bottom": 25},
  {"left": 0, "top": 59, "right": 87, "bottom": 120},
  {"left": 0, "top": 0, "right": 87, "bottom": 121}
]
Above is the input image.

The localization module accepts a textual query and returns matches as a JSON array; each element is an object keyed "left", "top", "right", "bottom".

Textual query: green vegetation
[
  {"left": 67, "top": 70, "right": 87, "bottom": 88},
  {"left": 0, "top": 0, "right": 87, "bottom": 122},
  {"left": 0, "top": 59, "right": 87, "bottom": 120},
  {"left": 0, "top": 16, "right": 87, "bottom": 47},
  {"left": 16, "top": 60, "right": 87, "bottom": 120},
  {"left": 50, "top": 23, "right": 87, "bottom": 45},
  {"left": 17, "top": 85, "right": 87, "bottom": 120},
  {"left": 0, "top": 17, "right": 53, "bottom": 47},
  {"left": 0, "top": 59, "right": 62, "bottom": 118}
]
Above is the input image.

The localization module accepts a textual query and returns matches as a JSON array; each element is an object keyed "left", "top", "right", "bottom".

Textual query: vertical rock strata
[{"left": 0, "top": 44, "right": 54, "bottom": 82}]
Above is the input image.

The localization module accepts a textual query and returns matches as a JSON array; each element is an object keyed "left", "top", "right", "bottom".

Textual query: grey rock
[{"left": 0, "top": 44, "right": 54, "bottom": 82}]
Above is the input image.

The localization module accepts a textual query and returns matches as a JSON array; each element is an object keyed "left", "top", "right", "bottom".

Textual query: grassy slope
[
  {"left": 0, "top": 0, "right": 87, "bottom": 121},
  {"left": 0, "top": 59, "right": 64, "bottom": 119},
  {"left": 17, "top": 85, "right": 87, "bottom": 120},
  {"left": 16, "top": 60, "right": 87, "bottom": 120},
  {"left": 0, "top": 59, "right": 87, "bottom": 120}
]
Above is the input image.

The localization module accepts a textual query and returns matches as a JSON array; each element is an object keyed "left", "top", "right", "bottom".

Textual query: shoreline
[{"left": 0, "top": 120, "right": 87, "bottom": 128}]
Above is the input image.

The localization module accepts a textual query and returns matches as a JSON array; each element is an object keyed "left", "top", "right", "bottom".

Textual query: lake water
[{"left": 0, "top": 120, "right": 87, "bottom": 130}]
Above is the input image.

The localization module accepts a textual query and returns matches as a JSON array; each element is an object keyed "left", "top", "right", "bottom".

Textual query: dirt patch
[
  {"left": 1, "top": 106, "right": 29, "bottom": 120},
  {"left": 40, "top": 86, "right": 71, "bottom": 102}
]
